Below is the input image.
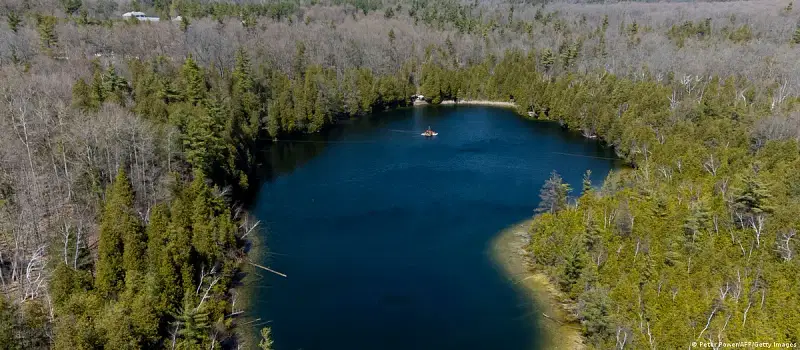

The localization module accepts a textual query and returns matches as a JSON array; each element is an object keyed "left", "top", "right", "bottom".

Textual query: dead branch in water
[{"left": 248, "top": 261, "right": 287, "bottom": 278}]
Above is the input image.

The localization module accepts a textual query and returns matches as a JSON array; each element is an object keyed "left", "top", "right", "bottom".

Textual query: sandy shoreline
[
  {"left": 490, "top": 220, "right": 584, "bottom": 350},
  {"left": 440, "top": 99, "right": 518, "bottom": 108}
]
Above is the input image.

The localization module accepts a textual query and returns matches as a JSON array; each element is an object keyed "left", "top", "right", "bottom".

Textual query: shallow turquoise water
[{"left": 251, "top": 106, "right": 619, "bottom": 350}]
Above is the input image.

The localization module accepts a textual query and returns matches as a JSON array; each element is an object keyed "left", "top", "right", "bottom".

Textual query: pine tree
[
  {"left": 0, "top": 296, "right": 16, "bottom": 349},
  {"left": 189, "top": 173, "right": 235, "bottom": 263},
  {"left": 293, "top": 42, "right": 307, "bottom": 78},
  {"left": 35, "top": 15, "right": 59, "bottom": 55},
  {"left": 733, "top": 172, "right": 773, "bottom": 217},
  {"left": 180, "top": 16, "right": 190, "bottom": 32},
  {"left": 541, "top": 48, "right": 555, "bottom": 71},
  {"left": 102, "top": 65, "right": 130, "bottom": 106},
  {"left": 162, "top": 199, "right": 193, "bottom": 309},
  {"left": 242, "top": 10, "right": 256, "bottom": 30},
  {"left": 792, "top": 26, "right": 800, "bottom": 45},
  {"left": 7, "top": 12, "right": 21, "bottom": 33},
  {"left": 583, "top": 220, "right": 602, "bottom": 251},
  {"left": 96, "top": 169, "right": 141, "bottom": 297},
  {"left": 189, "top": 175, "right": 218, "bottom": 261},
  {"left": 183, "top": 103, "right": 224, "bottom": 173},
  {"left": 682, "top": 201, "right": 708, "bottom": 254},
  {"left": 270, "top": 73, "right": 296, "bottom": 134},
  {"left": 180, "top": 56, "right": 206, "bottom": 105},
  {"left": 71, "top": 78, "right": 95, "bottom": 111},
  {"left": 581, "top": 169, "right": 593, "bottom": 194},
  {"left": 728, "top": 170, "right": 773, "bottom": 247},
  {"left": 144, "top": 204, "right": 170, "bottom": 311},
  {"left": 90, "top": 63, "right": 106, "bottom": 106},
  {"left": 60, "top": 0, "right": 82, "bottom": 15},
  {"left": 173, "top": 300, "right": 210, "bottom": 348},
  {"left": 560, "top": 249, "right": 586, "bottom": 296},
  {"left": 536, "top": 171, "right": 572, "bottom": 214},
  {"left": 628, "top": 21, "right": 639, "bottom": 36},
  {"left": 578, "top": 286, "right": 612, "bottom": 340},
  {"left": 560, "top": 42, "right": 579, "bottom": 68},
  {"left": 231, "top": 48, "right": 259, "bottom": 140},
  {"left": 259, "top": 327, "right": 274, "bottom": 350},
  {"left": 266, "top": 99, "right": 282, "bottom": 139}
]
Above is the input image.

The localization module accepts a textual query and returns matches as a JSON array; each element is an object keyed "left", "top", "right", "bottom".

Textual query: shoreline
[
  {"left": 234, "top": 218, "right": 270, "bottom": 348},
  {"left": 439, "top": 99, "right": 518, "bottom": 108},
  {"left": 490, "top": 220, "right": 584, "bottom": 350}
]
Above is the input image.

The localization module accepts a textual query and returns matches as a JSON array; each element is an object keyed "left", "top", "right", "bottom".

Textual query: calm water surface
[{"left": 251, "top": 106, "right": 619, "bottom": 350}]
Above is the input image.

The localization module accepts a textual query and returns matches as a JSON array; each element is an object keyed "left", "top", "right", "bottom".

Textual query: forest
[{"left": 1, "top": 0, "right": 799, "bottom": 349}]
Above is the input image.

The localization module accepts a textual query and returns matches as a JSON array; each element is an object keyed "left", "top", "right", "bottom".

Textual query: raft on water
[{"left": 422, "top": 126, "right": 438, "bottom": 137}]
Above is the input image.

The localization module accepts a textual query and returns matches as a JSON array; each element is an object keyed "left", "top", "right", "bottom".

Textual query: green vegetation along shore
[{"left": 492, "top": 220, "right": 584, "bottom": 350}]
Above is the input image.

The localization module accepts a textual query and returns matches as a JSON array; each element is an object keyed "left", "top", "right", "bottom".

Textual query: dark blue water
[{"left": 251, "top": 106, "right": 619, "bottom": 350}]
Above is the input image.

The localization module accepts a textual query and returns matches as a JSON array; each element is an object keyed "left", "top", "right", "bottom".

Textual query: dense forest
[{"left": 1, "top": 0, "right": 799, "bottom": 349}]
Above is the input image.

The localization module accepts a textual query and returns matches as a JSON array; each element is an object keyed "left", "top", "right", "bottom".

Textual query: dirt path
[{"left": 490, "top": 220, "right": 585, "bottom": 350}]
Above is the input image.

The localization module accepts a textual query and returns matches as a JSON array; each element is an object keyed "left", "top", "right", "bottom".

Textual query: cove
[{"left": 250, "top": 105, "right": 620, "bottom": 350}]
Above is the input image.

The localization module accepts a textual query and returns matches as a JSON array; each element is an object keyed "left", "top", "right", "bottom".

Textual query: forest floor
[
  {"left": 440, "top": 99, "right": 517, "bottom": 108},
  {"left": 490, "top": 220, "right": 585, "bottom": 350}
]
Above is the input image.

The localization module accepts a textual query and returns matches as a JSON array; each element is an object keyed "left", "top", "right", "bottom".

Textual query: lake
[{"left": 250, "top": 105, "right": 619, "bottom": 350}]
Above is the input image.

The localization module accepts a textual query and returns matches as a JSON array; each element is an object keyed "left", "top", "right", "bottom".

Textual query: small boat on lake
[{"left": 421, "top": 126, "right": 438, "bottom": 137}]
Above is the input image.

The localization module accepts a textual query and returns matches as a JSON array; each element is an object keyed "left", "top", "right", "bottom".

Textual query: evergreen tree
[
  {"left": 180, "top": 16, "right": 191, "bottom": 32},
  {"left": 536, "top": 171, "right": 571, "bottom": 214},
  {"left": 733, "top": 171, "right": 773, "bottom": 218},
  {"left": 259, "top": 327, "right": 274, "bottom": 350},
  {"left": 183, "top": 103, "right": 224, "bottom": 173},
  {"left": 162, "top": 199, "right": 194, "bottom": 310},
  {"left": 0, "top": 296, "right": 18, "bottom": 350},
  {"left": 583, "top": 220, "right": 602, "bottom": 251},
  {"left": 50, "top": 263, "right": 93, "bottom": 308},
  {"left": 102, "top": 65, "right": 131, "bottom": 106},
  {"left": 90, "top": 63, "right": 106, "bottom": 106},
  {"left": 60, "top": 0, "right": 82, "bottom": 15},
  {"left": 682, "top": 201, "right": 708, "bottom": 256},
  {"left": 242, "top": 10, "right": 256, "bottom": 30},
  {"left": 231, "top": 48, "right": 260, "bottom": 140},
  {"left": 792, "top": 26, "right": 800, "bottom": 45},
  {"left": 145, "top": 204, "right": 169, "bottom": 273},
  {"left": 628, "top": 21, "right": 639, "bottom": 35},
  {"left": 560, "top": 249, "right": 586, "bottom": 296},
  {"left": 189, "top": 173, "right": 236, "bottom": 263},
  {"left": 71, "top": 78, "right": 95, "bottom": 111},
  {"left": 7, "top": 12, "right": 21, "bottom": 33},
  {"left": 540, "top": 48, "right": 555, "bottom": 71},
  {"left": 35, "top": 15, "right": 59, "bottom": 54},
  {"left": 578, "top": 286, "right": 612, "bottom": 341},
  {"left": 293, "top": 42, "right": 307, "bottom": 78},
  {"left": 581, "top": 169, "right": 593, "bottom": 194},
  {"left": 180, "top": 56, "right": 206, "bottom": 105},
  {"left": 173, "top": 301, "right": 211, "bottom": 348},
  {"left": 143, "top": 204, "right": 172, "bottom": 312},
  {"left": 96, "top": 169, "right": 141, "bottom": 297}
]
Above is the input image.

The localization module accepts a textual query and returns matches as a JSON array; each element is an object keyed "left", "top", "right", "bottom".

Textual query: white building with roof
[{"left": 122, "top": 11, "right": 160, "bottom": 22}]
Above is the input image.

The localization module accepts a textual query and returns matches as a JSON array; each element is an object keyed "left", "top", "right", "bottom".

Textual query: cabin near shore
[{"left": 122, "top": 11, "right": 160, "bottom": 22}]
